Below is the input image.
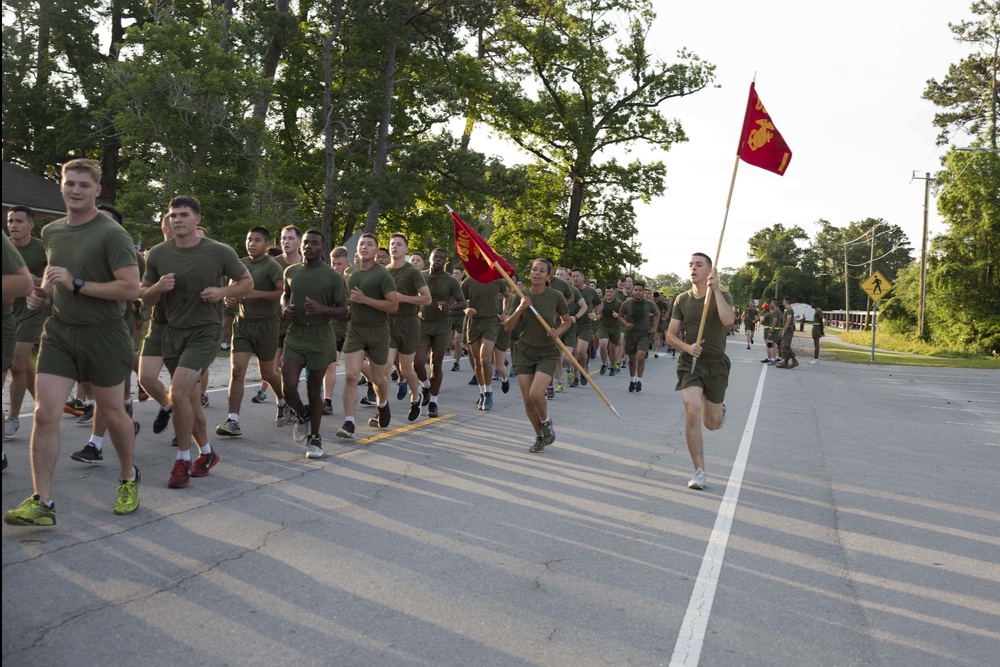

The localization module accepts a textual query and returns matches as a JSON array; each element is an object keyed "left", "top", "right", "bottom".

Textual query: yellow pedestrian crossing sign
[{"left": 861, "top": 271, "right": 892, "bottom": 302}]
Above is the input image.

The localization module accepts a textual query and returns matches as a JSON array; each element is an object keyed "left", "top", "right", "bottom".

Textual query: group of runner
[
  {"left": 738, "top": 296, "right": 825, "bottom": 367},
  {"left": 2, "top": 158, "right": 739, "bottom": 526}
]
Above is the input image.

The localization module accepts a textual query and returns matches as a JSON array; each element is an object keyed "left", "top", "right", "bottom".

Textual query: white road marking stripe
[{"left": 670, "top": 365, "right": 768, "bottom": 667}]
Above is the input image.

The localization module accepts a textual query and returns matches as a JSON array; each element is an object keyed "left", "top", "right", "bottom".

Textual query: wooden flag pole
[
  {"left": 691, "top": 154, "right": 741, "bottom": 374},
  {"left": 446, "top": 206, "right": 621, "bottom": 419}
]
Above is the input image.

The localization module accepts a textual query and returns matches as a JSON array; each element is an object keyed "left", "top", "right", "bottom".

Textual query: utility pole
[
  {"left": 912, "top": 172, "right": 938, "bottom": 340},
  {"left": 844, "top": 244, "right": 849, "bottom": 331}
]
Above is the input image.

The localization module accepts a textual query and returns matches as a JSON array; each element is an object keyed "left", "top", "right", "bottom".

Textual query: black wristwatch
[{"left": 73, "top": 277, "right": 85, "bottom": 295}]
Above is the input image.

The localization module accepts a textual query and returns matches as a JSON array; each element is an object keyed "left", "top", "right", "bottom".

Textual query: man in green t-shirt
[
  {"left": 4, "top": 159, "right": 141, "bottom": 526},
  {"left": 415, "top": 248, "right": 466, "bottom": 419},
  {"left": 337, "top": 233, "right": 399, "bottom": 438},
  {"left": 387, "top": 233, "right": 431, "bottom": 421},
  {"left": 251, "top": 225, "right": 302, "bottom": 405},
  {"left": 571, "top": 267, "right": 602, "bottom": 387},
  {"left": 462, "top": 273, "right": 509, "bottom": 411},
  {"left": 281, "top": 230, "right": 348, "bottom": 458},
  {"left": 618, "top": 283, "right": 659, "bottom": 393},
  {"left": 595, "top": 286, "right": 623, "bottom": 376},
  {"left": 216, "top": 227, "right": 287, "bottom": 439},
  {"left": 4, "top": 205, "right": 47, "bottom": 441},
  {"left": 665, "top": 252, "right": 735, "bottom": 492},
  {"left": 449, "top": 266, "right": 466, "bottom": 372},
  {"left": 743, "top": 299, "right": 758, "bottom": 350},
  {"left": 142, "top": 196, "right": 251, "bottom": 489},
  {"left": 809, "top": 300, "right": 824, "bottom": 365},
  {"left": 2, "top": 232, "right": 35, "bottom": 473},
  {"left": 777, "top": 296, "right": 799, "bottom": 369}
]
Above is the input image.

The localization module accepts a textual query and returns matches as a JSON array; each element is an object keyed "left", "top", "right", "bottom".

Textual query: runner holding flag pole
[
  {"left": 690, "top": 80, "right": 792, "bottom": 373},
  {"left": 448, "top": 206, "right": 621, "bottom": 419}
]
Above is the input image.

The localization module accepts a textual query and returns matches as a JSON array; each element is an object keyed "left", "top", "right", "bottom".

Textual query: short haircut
[
  {"left": 692, "top": 252, "right": 712, "bottom": 267},
  {"left": 62, "top": 158, "right": 101, "bottom": 183},
  {"left": 430, "top": 247, "right": 445, "bottom": 257},
  {"left": 303, "top": 228, "right": 325, "bottom": 240},
  {"left": 571, "top": 267, "right": 585, "bottom": 276},
  {"left": 605, "top": 284, "right": 616, "bottom": 291},
  {"left": 783, "top": 296, "right": 792, "bottom": 303},
  {"left": 169, "top": 195, "right": 201, "bottom": 215},
  {"left": 389, "top": 232, "right": 408, "bottom": 245},
  {"left": 360, "top": 232, "right": 377, "bottom": 242},
  {"left": 9, "top": 205, "right": 36, "bottom": 220},
  {"left": 331, "top": 245, "right": 349, "bottom": 259},
  {"left": 247, "top": 226, "right": 270, "bottom": 240},
  {"left": 409, "top": 252, "right": 423, "bottom": 261},
  {"left": 378, "top": 247, "right": 389, "bottom": 255},
  {"left": 281, "top": 224, "right": 302, "bottom": 238},
  {"left": 618, "top": 275, "right": 627, "bottom": 282},
  {"left": 97, "top": 204, "right": 124, "bottom": 225},
  {"left": 634, "top": 282, "right": 645, "bottom": 290}
]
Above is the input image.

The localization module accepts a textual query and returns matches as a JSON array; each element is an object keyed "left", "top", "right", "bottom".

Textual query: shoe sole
[
  {"left": 305, "top": 451, "right": 326, "bottom": 459},
  {"left": 70, "top": 454, "right": 104, "bottom": 465},
  {"left": 336, "top": 429, "right": 354, "bottom": 438},
  {"left": 216, "top": 429, "right": 241, "bottom": 437}
]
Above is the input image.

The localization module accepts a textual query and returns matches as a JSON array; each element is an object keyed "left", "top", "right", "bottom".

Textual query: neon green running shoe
[
  {"left": 114, "top": 467, "right": 142, "bottom": 515},
  {"left": 4, "top": 495, "right": 56, "bottom": 526}
]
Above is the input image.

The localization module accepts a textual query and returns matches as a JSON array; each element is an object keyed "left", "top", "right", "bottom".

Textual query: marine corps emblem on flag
[{"left": 737, "top": 83, "right": 792, "bottom": 175}]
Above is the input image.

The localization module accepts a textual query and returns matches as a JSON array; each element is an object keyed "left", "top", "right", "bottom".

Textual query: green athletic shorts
[
  {"left": 419, "top": 317, "right": 452, "bottom": 359},
  {"left": 343, "top": 322, "right": 391, "bottom": 366},
  {"left": 624, "top": 330, "right": 650, "bottom": 356},
  {"left": 598, "top": 324, "right": 621, "bottom": 345},
  {"left": 163, "top": 323, "right": 221, "bottom": 375},
  {"left": 450, "top": 312, "right": 464, "bottom": 333},
  {"left": 465, "top": 316, "right": 501, "bottom": 344},
  {"left": 675, "top": 353, "right": 730, "bottom": 405},
  {"left": 576, "top": 320, "right": 593, "bottom": 342},
  {"left": 284, "top": 322, "right": 336, "bottom": 371},
  {"left": 560, "top": 322, "right": 577, "bottom": 347},
  {"left": 233, "top": 317, "right": 279, "bottom": 361},
  {"left": 14, "top": 304, "right": 48, "bottom": 344},
  {"left": 388, "top": 314, "right": 420, "bottom": 355},
  {"left": 495, "top": 325, "right": 510, "bottom": 352},
  {"left": 141, "top": 320, "right": 165, "bottom": 358},
  {"left": 513, "top": 342, "right": 560, "bottom": 377},
  {"left": 37, "top": 317, "right": 133, "bottom": 387}
]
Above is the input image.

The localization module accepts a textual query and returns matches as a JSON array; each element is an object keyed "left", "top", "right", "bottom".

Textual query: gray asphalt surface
[{"left": 3, "top": 337, "right": 998, "bottom": 666}]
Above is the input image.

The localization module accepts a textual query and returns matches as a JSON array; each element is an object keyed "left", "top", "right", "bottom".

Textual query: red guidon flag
[
  {"left": 738, "top": 82, "right": 792, "bottom": 175},
  {"left": 451, "top": 210, "right": 514, "bottom": 283}
]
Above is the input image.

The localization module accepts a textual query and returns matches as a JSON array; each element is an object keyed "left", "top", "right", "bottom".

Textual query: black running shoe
[
  {"left": 635, "top": 380, "right": 642, "bottom": 393},
  {"left": 468, "top": 375, "right": 478, "bottom": 385},
  {"left": 407, "top": 401, "right": 420, "bottom": 422},
  {"left": 628, "top": 381, "right": 636, "bottom": 393},
  {"left": 421, "top": 388, "right": 431, "bottom": 407},
  {"left": 153, "top": 406, "right": 171, "bottom": 434},
  {"left": 71, "top": 443, "right": 103, "bottom": 464},
  {"left": 501, "top": 378, "right": 510, "bottom": 394},
  {"left": 427, "top": 402, "right": 439, "bottom": 418}
]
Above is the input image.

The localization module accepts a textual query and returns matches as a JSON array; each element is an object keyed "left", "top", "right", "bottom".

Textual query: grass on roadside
[{"left": 819, "top": 341, "right": 1000, "bottom": 369}]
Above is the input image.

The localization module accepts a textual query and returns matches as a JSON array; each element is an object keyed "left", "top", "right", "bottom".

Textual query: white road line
[
  {"left": 985, "top": 443, "right": 1000, "bottom": 447},
  {"left": 946, "top": 421, "right": 1000, "bottom": 428},
  {"left": 670, "top": 365, "right": 768, "bottom": 667},
  {"left": 918, "top": 405, "right": 1000, "bottom": 414}
]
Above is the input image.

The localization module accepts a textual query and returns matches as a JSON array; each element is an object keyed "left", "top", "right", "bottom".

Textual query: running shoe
[
  {"left": 305, "top": 434, "right": 325, "bottom": 459},
  {"left": 427, "top": 402, "right": 439, "bottom": 418},
  {"left": 153, "top": 406, "right": 172, "bottom": 434},
  {"left": 64, "top": 398, "right": 86, "bottom": 416},
  {"left": 476, "top": 393, "right": 484, "bottom": 408},
  {"left": 275, "top": 404, "right": 289, "bottom": 427},
  {"left": 635, "top": 380, "right": 642, "bottom": 393},
  {"left": 481, "top": 393, "right": 494, "bottom": 412},
  {"left": 468, "top": 375, "right": 478, "bottom": 385},
  {"left": 201, "top": 393, "right": 210, "bottom": 408},
  {"left": 3, "top": 495, "right": 55, "bottom": 526},
  {"left": 293, "top": 414, "right": 310, "bottom": 443},
  {"left": 76, "top": 404, "right": 95, "bottom": 426},
  {"left": 451, "top": 361, "right": 460, "bottom": 372},
  {"left": 541, "top": 420, "right": 555, "bottom": 445},
  {"left": 390, "top": 369, "right": 399, "bottom": 382},
  {"left": 336, "top": 421, "right": 355, "bottom": 438},
  {"left": 216, "top": 418, "right": 241, "bottom": 437},
  {"left": 114, "top": 467, "right": 142, "bottom": 515},
  {"left": 581, "top": 373, "right": 588, "bottom": 386},
  {"left": 654, "top": 352, "right": 659, "bottom": 358},
  {"left": 501, "top": 377, "right": 510, "bottom": 394},
  {"left": 168, "top": 459, "right": 192, "bottom": 488},
  {"left": 545, "top": 387, "right": 555, "bottom": 400},
  {"left": 138, "top": 387, "right": 149, "bottom": 403},
  {"left": 808, "top": 359, "right": 820, "bottom": 365},
  {"left": 70, "top": 442, "right": 104, "bottom": 464},
  {"left": 628, "top": 381, "right": 636, "bottom": 393},
  {"left": 396, "top": 380, "right": 408, "bottom": 400},
  {"left": 421, "top": 388, "right": 431, "bottom": 407},
  {"left": 688, "top": 468, "right": 707, "bottom": 490},
  {"left": 590, "top": 348, "right": 597, "bottom": 360},
  {"left": 191, "top": 450, "right": 220, "bottom": 477},
  {"left": 4, "top": 417, "right": 19, "bottom": 440},
  {"left": 251, "top": 389, "right": 268, "bottom": 404},
  {"left": 323, "top": 398, "right": 334, "bottom": 415},
  {"left": 569, "top": 376, "right": 580, "bottom": 388},
  {"left": 529, "top": 436, "right": 546, "bottom": 453},
  {"left": 408, "top": 401, "right": 421, "bottom": 422},
  {"left": 608, "top": 367, "right": 616, "bottom": 377},
  {"left": 359, "top": 396, "right": 376, "bottom": 406},
  {"left": 555, "top": 382, "right": 564, "bottom": 393},
  {"left": 492, "top": 369, "right": 500, "bottom": 381}
]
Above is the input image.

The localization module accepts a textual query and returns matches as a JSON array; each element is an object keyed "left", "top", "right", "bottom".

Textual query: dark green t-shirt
[
  {"left": 578, "top": 286, "right": 601, "bottom": 318},
  {"left": 618, "top": 298, "right": 659, "bottom": 330},
  {"left": 549, "top": 277, "right": 576, "bottom": 305},
  {"left": 144, "top": 237, "right": 247, "bottom": 329},
  {"left": 42, "top": 212, "right": 137, "bottom": 325},
  {"left": 743, "top": 307, "right": 757, "bottom": 325},
  {"left": 813, "top": 307, "right": 824, "bottom": 333},
  {"left": 3, "top": 234, "right": 27, "bottom": 320},
  {"left": 462, "top": 277, "right": 506, "bottom": 319},
  {"left": 283, "top": 262, "right": 347, "bottom": 326},
  {"left": 511, "top": 287, "right": 569, "bottom": 349},
  {"left": 11, "top": 236, "right": 46, "bottom": 316},
  {"left": 599, "top": 297, "right": 623, "bottom": 327},
  {"left": 388, "top": 261, "right": 427, "bottom": 318},
  {"left": 240, "top": 255, "right": 284, "bottom": 320},
  {"left": 783, "top": 307, "right": 796, "bottom": 334},
  {"left": 672, "top": 289, "right": 734, "bottom": 358},
  {"left": 346, "top": 262, "right": 397, "bottom": 327},
  {"left": 420, "top": 270, "right": 463, "bottom": 323}
]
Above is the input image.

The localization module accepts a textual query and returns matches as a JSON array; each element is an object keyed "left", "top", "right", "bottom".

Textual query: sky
[{"left": 469, "top": 0, "right": 974, "bottom": 280}]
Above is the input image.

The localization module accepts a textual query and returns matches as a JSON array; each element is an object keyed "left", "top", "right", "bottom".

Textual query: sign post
[{"left": 859, "top": 271, "right": 893, "bottom": 361}]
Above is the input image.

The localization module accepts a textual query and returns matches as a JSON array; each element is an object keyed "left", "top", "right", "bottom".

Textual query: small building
[{"left": 2, "top": 161, "right": 66, "bottom": 225}]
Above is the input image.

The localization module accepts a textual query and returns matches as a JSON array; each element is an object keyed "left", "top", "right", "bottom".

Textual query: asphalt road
[{"left": 3, "top": 337, "right": 998, "bottom": 666}]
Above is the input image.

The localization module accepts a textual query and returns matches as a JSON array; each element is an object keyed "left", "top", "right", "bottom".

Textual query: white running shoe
[{"left": 688, "top": 468, "right": 707, "bottom": 490}]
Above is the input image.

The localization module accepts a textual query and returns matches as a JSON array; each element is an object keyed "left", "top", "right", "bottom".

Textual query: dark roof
[{"left": 2, "top": 161, "right": 65, "bottom": 215}]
